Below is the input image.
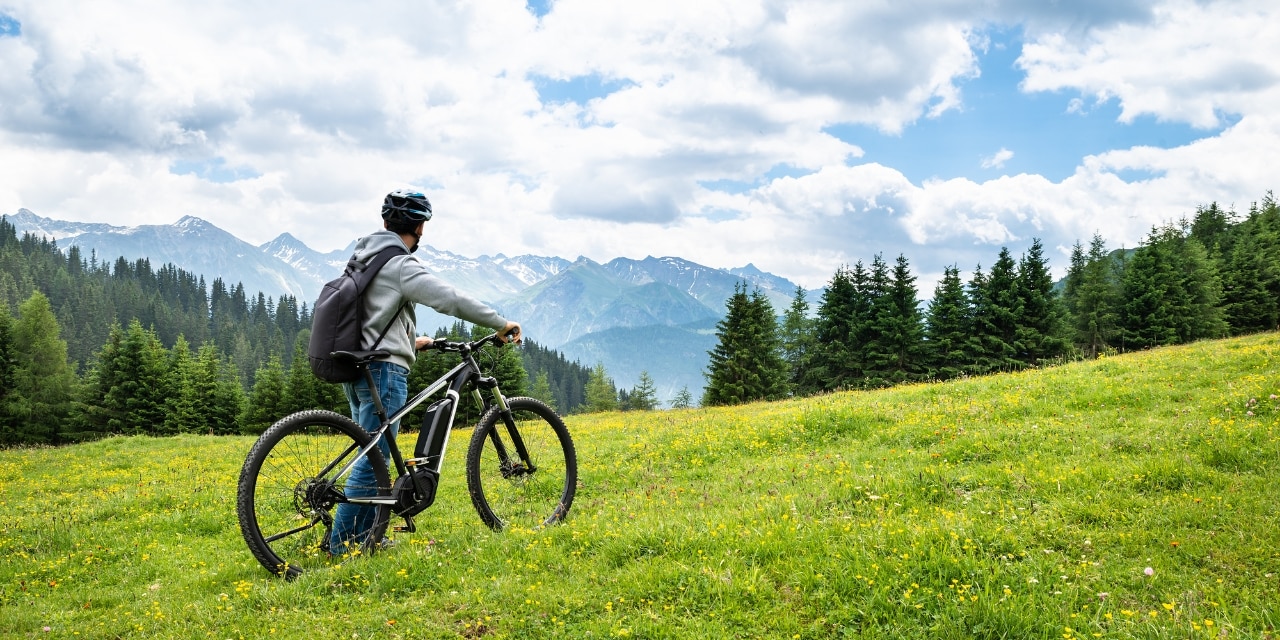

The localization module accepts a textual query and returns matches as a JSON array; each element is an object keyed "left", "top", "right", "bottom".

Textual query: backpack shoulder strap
[
  {"left": 348, "top": 245, "right": 408, "bottom": 293},
  {"left": 349, "top": 245, "right": 410, "bottom": 351}
]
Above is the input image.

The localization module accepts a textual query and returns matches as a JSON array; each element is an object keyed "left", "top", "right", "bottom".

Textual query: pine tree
[
  {"left": 1190, "top": 202, "right": 1235, "bottom": 261},
  {"left": 670, "top": 386, "right": 694, "bottom": 409},
  {"left": 529, "top": 371, "right": 557, "bottom": 410},
  {"left": 1072, "top": 235, "right": 1122, "bottom": 357},
  {"left": 1014, "top": 238, "right": 1069, "bottom": 365},
  {"left": 584, "top": 362, "right": 619, "bottom": 413},
  {"left": 629, "top": 371, "right": 659, "bottom": 411},
  {"left": 1122, "top": 223, "right": 1228, "bottom": 349},
  {"left": 162, "top": 335, "right": 203, "bottom": 435},
  {"left": 925, "top": 265, "right": 969, "bottom": 380},
  {"left": 965, "top": 251, "right": 1020, "bottom": 374},
  {"left": 7, "top": 291, "right": 77, "bottom": 443},
  {"left": 864, "top": 254, "right": 926, "bottom": 385},
  {"left": 195, "top": 343, "right": 245, "bottom": 435},
  {"left": 242, "top": 356, "right": 287, "bottom": 434},
  {"left": 702, "top": 283, "right": 788, "bottom": 406},
  {"left": 0, "top": 301, "right": 18, "bottom": 441},
  {"left": 779, "top": 286, "right": 816, "bottom": 394},
  {"left": 805, "top": 266, "right": 858, "bottom": 393}
]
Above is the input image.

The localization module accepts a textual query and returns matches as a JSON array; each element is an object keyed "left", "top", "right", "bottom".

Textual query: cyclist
[{"left": 329, "top": 189, "right": 521, "bottom": 555}]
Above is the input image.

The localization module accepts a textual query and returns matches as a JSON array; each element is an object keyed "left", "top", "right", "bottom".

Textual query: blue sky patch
[
  {"left": 170, "top": 158, "right": 261, "bottom": 183},
  {"left": 0, "top": 14, "right": 21, "bottom": 37},
  {"left": 525, "top": 0, "right": 552, "bottom": 18},
  {"left": 827, "top": 27, "right": 1230, "bottom": 185},
  {"left": 532, "top": 73, "right": 632, "bottom": 106},
  {"left": 699, "top": 164, "right": 816, "bottom": 195}
]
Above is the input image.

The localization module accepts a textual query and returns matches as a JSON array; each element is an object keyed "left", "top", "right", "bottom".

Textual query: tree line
[
  {"left": 0, "top": 217, "right": 603, "bottom": 445},
  {"left": 702, "top": 193, "right": 1280, "bottom": 406}
]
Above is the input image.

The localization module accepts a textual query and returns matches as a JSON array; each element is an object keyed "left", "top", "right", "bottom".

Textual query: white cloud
[
  {"left": 981, "top": 148, "right": 1015, "bottom": 169},
  {"left": 1017, "top": 0, "right": 1280, "bottom": 128},
  {"left": 0, "top": 0, "right": 1277, "bottom": 293}
]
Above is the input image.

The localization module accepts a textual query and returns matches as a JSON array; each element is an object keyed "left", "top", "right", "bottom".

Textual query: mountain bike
[{"left": 236, "top": 332, "right": 577, "bottom": 578}]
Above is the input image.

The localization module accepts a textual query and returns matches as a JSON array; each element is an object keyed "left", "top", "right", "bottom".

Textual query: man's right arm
[{"left": 398, "top": 261, "right": 509, "bottom": 331}]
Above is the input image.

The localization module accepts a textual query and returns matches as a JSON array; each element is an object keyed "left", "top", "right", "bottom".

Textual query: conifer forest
[{"left": 2, "top": 193, "right": 1278, "bottom": 445}]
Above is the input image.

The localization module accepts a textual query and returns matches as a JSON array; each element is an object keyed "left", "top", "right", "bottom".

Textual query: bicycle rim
[
  {"left": 466, "top": 397, "right": 577, "bottom": 532},
  {"left": 236, "top": 410, "right": 392, "bottom": 578}
]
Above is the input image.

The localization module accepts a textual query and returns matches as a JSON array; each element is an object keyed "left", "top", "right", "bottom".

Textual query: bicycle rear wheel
[
  {"left": 466, "top": 397, "right": 577, "bottom": 531},
  {"left": 236, "top": 410, "right": 392, "bottom": 578}
]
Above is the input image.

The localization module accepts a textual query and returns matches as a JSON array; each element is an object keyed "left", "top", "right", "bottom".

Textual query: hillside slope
[{"left": 2, "top": 333, "right": 1277, "bottom": 637}]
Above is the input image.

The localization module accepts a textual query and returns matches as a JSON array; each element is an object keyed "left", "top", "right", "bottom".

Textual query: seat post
[{"left": 361, "top": 365, "right": 388, "bottom": 423}]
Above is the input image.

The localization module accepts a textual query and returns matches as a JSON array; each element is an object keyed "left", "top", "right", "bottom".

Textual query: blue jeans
[{"left": 329, "top": 361, "right": 408, "bottom": 555}]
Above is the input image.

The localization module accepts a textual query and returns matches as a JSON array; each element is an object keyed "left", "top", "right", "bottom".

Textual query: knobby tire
[
  {"left": 236, "top": 410, "right": 392, "bottom": 578},
  {"left": 465, "top": 397, "right": 577, "bottom": 531}
]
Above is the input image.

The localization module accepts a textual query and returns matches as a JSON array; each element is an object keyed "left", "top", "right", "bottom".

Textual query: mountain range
[{"left": 6, "top": 208, "right": 803, "bottom": 404}]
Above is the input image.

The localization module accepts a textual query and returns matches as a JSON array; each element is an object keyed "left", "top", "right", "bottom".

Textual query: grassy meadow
[{"left": 2, "top": 333, "right": 1278, "bottom": 639}]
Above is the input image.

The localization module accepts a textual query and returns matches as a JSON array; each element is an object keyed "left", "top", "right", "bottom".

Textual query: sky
[{"left": 1, "top": 0, "right": 1278, "bottom": 292}]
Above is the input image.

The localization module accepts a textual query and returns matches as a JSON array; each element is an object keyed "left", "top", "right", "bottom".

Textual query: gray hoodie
[{"left": 351, "top": 230, "right": 508, "bottom": 371}]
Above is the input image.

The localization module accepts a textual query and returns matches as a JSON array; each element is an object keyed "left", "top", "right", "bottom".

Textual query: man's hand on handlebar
[
  {"left": 498, "top": 321, "right": 522, "bottom": 345},
  {"left": 415, "top": 336, "right": 434, "bottom": 351}
]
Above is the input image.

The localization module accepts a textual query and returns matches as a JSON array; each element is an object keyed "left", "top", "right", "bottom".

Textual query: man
[{"left": 330, "top": 189, "right": 520, "bottom": 555}]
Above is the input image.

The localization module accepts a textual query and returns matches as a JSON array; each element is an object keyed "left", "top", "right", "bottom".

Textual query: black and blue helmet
[{"left": 382, "top": 190, "right": 433, "bottom": 227}]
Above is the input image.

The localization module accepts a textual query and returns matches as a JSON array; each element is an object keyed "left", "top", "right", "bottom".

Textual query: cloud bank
[{"left": 0, "top": 0, "right": 1276, "bottom": 290}]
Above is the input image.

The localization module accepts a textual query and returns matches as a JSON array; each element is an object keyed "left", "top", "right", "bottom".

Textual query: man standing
[{"left": 329, "top": 190, "right": 520, "bottom": 554}]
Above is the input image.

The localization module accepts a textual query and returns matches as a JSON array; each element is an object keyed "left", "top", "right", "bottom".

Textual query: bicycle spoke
[
  {"left": 467, "top": 398, "right": 576, "bottom": 532},
  {"left": 237, "top": 410, "right": 392, "bottom": 578}
]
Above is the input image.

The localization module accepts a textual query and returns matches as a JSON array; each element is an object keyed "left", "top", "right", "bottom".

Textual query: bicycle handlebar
[{"left": 424, "top": 331, "right": 510, "bottom": 354}]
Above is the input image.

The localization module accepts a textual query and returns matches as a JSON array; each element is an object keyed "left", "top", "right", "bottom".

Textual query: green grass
[{"left": 3, "top": 333, "right": 1279, "bottom": 639}]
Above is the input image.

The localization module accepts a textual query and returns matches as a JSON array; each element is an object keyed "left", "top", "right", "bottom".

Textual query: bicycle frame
[{"left": 338, "top": 338, "right": 516, "bottom": 507}]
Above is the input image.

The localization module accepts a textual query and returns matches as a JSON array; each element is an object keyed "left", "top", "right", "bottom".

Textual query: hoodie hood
[{"left": 351, "top": 229, "right": 411, "bottom": 263}]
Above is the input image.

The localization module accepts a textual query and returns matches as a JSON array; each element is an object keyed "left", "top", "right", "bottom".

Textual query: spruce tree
[
  {"left": 1222, "top": 195, "right": 1280, "bottom": 332},
  {"left": 195, "top": 343, "right": 245, "bottom": 435},
  {"left": 780, "top": 286, "right": 816, "bottom": 394},
  {"left": 0, "top": 301, "right": 17, "bottom": 442},
  {"left": 670, "top": 386, "right": 694, "bottom": 409},
  {"left": 1120, "top": 231, "right": 1180, "bottom": 349},
  {"left": 629, "top": 371, "right": 659, "bottom": 411},
  {"left": 8, "top": 291, "right": 77, "bottom": 443},
  {"left": 703, "top": 283, "right": 788, "bottom": 406},
  {"left": 1073, "top": 235, "right": 1122, "bottom": 357},
  {"left": 1014, "top": 238, "right": 1069, "bottom": 365},
  {"left": 529, "top": 371, "right": 557, "bottom": 410},
  {"left": 874, "top": 254, "right": 926, "bottom": 385},
  {"left": 162, "top": 336, "right": 202, "bottom": 435},
  {"left": 283, "top": 331, "right": 346, "bottom": 416},
  {"left": 1222, "top": 223, "right": 1272, "bottom": 333},
  {"left": 748, "top": 289, "right": 790, "bottom": 400},
  {"left": 584, "top": 362, "right": 619, "bottom": 413},
  {"left": 860, "top": 255, "right": 895, "bottom": 387},
  {"left": 805, "top": 266, "right": 858, "bottom": 393},
  {"left": 925, "top": 265, "right": 969, "bottom": 380},
  {"left": 242, "top": 356, "right": 287, "bottom": 434},
  {"left": 1189, "top": 202, "right": 1235, "bottom": 261},
  {"left": 964, "top": 263, "right": 1018, "bottom": 374},
  {"left": 1123, "top": 223, "right": 1228, "bottom": 349},
  {"left": 703, "top": 283, "right": 754, "bottom": 404}
]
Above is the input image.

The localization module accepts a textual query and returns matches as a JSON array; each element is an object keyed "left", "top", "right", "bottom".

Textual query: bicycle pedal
[{"left": 394, "top": 516, "right": 416, "bottom": 533}]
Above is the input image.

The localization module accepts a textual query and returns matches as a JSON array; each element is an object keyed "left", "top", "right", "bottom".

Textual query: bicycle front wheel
[
  {"left": 466, "top": 397, "right": 577, "bottom": 531},
  {"left": 236, "top": 410, "right": 392, "bottom": 578}
]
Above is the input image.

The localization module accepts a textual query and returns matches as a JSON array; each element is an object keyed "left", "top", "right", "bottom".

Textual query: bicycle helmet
[{"left": 382, "top": 190, "right": 433, "bottom": 230}]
